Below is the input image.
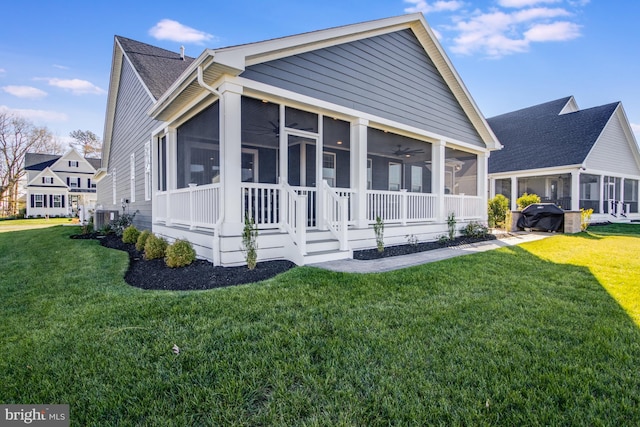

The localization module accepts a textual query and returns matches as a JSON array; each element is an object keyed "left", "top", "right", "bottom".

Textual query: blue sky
[{"left": 1, "top": 0, "right": 639, "bottom": 146}]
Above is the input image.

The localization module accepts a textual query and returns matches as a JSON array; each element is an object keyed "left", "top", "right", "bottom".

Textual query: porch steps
[{"left": 303, "top": 229, "right": 352, "bottom": 264}]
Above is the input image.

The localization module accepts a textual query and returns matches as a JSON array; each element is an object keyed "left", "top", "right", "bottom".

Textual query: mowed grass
[{"left": 1, "top": 225, "right": 639, "bottom": 426}]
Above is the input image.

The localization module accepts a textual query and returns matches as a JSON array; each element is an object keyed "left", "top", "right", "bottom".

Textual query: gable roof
[
  {"left": 25, "top": 153, "right": 59, "bottom": 170},
  {"left": 147, "top": 13, "right": 499, "bottom": 150},
  {"left": 488, "top": 96, "right": 620, "bottom": 173},
  {"left": 115, "top": 36, "right": 196, "bottom": 100}
]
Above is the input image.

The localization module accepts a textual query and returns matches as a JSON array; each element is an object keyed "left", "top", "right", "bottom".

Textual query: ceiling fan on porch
[{"left": 393, "top": 144, "right": 424, "bottom": 157}]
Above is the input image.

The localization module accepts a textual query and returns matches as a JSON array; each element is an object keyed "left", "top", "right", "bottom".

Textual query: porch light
[{"left": 337, "top": 140, "right": 343, "bottom": 145}]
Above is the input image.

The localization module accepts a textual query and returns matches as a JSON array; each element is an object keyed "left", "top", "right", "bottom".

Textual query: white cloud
[
  {"left": 498, "top": 0, "right": 561, "bottom": 8},
  {"left": 404, "top": 0, "right": 464, "bottom": 14},
  {"left": 44, "top": 78, "right": 105, "bottom": 95},
  {"left": 2, "top": 85, "right": 48, "bottom": 99},
  {"left": 0, "top": 105, "right": 68, "bottom": 122},
  {"left": 53, "top": 64, "right": 70, "bottom": 70},
  {"left": 149, "top": 19, "right": 217, "bottom": 44},
  {"left": 524, "top": 21, "right": 581, "bottom": 41},
  {"left": 449, "top": 7, "right": 582, "bottom": 57}
]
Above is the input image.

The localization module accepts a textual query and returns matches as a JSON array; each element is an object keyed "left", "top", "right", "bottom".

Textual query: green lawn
[{"left": 1, "top": 225, "right": 639, "bottom": 426}]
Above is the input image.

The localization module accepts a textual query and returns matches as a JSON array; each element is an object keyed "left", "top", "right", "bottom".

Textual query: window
[
  {"left": 34, "top": 194, "right": 44, "bottom": 208},
  {"left": 67, "top": 177, "right": 80, "bottom": 188},
  {"left": 411, "top": 166, "right": 422, "bottom": 192},
  {"left": 367, "top": 159, "right": 372, "bottom": 190},
  {"left": 68, "top": 160, "right": 79, "bottom": 167},
  {"left": 53, "top": 194, "right": 63, "bottom": 208},
  {"left": 322, "top": 152, "right": 336, "bottom": 187},
  {"left": 445, "top": 148, "right": 477, "bottom": 196},
  {"left": 144, "top": 141, "right": 151, "bottom": 200},
  {"left": 42, "top": 176, "right": 54, "bottom": 184},
  {"left": 112, "top": 168, "right": 117, "bottom": 205},
  {"left": 130, "top": 153, "right": 136, "bottom": 203},
  {"left": 389, "top": 163, "right": 402, "bottom": 191}
]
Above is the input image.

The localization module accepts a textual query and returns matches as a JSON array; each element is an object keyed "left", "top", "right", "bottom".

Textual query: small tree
[
  {"left": 242, "top": 215, "right": 258, "bottom": 270},
  {"left": 373, "top": 216, "right": 385, "bottom": 253},
  {"left": 517, "top": 193, "right": 541, "bottom": 210},
  {"left": 488, "top": 194, "right": 510, "bottom": 228},
  {"left": 447, "top": 212, "right": 457, "bottom": 240}
]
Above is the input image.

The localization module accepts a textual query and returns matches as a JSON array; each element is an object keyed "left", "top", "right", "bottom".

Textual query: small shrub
[
  {"left": 517, "top": 193, "right": 541, "bottom": 210},
  {"left": 122, "top": 225, "right": 140, "bottom": 244},
  {"left": 136, "top": 229, "right": 152, "bottom": 252},
  {"left": 405, "top": 234, "right": 419, "bottom": 247},
  {"left": 110, "top": 210, "right": 138, "bottom": 237},
  {"left": 165, "top": 239, "right": 196, "bottom": 268},
  {"left": 447, "top": 212, "right": 457, "bottom": 240},
  {"left": 144, "top": 234, "right": 167, "bottom": 260},
  {"left": 373, "top": 216, "right": 385, "bottom": 253},
  {"left": 81, "top": 222, "right": 94, "bottom": 235},
  {"left": 242, "top": 216, "right": 258, "bottom": 270},
  {"left": 488, "top": 194, "right": 510, "bottom": 228},
  {"left": 462, "top": 221, "right": 489, "bottom": 238},
  {"left": 581, "top": 208, "right": 594, "bottom": 231}
]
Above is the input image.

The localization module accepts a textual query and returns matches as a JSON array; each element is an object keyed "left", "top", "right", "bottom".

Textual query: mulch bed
[
  {"left": 353, "top": 234, "right": 499, "bottom": 260},
  {"left": 71, "top": 231, "right": 501, "bottom": 290}
]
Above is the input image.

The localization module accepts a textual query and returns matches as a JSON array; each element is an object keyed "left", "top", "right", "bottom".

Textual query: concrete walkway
[{"left": 310, "top": 232, "right": 553, "bottom": 273}]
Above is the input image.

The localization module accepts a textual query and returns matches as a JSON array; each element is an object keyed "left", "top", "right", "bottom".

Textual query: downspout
[{"left": 197, "top": 65, "right": 225, "bottom": 265}]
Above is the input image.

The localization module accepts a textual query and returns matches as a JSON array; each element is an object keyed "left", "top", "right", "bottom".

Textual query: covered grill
[{"left": 517, "top": 203, "right": 564, "bottom": 232}]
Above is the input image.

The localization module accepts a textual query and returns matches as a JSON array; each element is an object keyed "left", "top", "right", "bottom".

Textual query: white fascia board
[
  {"left": 94, "top": 168, "right": 108, "bottom": 182},
  {"left": 27, "top": 167, "right": 67, "bottom": 187},
  {"left": 488, "top": 165, "right": 583, "bottom": 179},
  {"left": 102, "top": 39, "right": 126, "bottom": 171},
  {"left": 238, "top": 76, "right": 490, "bottom": 154}
]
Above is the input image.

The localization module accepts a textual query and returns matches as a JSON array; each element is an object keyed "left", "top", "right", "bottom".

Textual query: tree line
[{"left": 0, "top": 111, "right": 101, "bottom": 217}]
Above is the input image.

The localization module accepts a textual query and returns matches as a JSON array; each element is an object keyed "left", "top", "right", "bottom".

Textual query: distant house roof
[
  {"left": 24, "top": 153, "right": 60, "bottom": 170},
  {"left": 115, "top": 36, "right": 195, "bottom": 100},
  {"left": 85, "top": 157, "right": 102, "bottom": 169},
  {"left": 488, "top": 96, "right": 619, "bottom": 174}
]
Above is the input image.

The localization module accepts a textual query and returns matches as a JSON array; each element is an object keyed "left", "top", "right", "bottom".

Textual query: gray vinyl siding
[
  {"left": 585, "top": 113, "right": 640, "bottom": 176},
  {"left": 242, "top": 29, "right": 484, "bottom": 147},
  {"left": 96, "top": 57, "right": 159, "bottom": 230}
]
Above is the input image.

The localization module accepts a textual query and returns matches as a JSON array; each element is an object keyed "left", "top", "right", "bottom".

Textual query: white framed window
[
  {"left": 53, "top": 194, "right": 63, "bottom": 208},
  {"left": 112, "top": 168, "right": 117, "bottom": 205},
  {"left": 144, "top": 141, "right": 151, "bottom": 201},
  {"left": 389, "top": 162, "right": 402, "bottom": 191},
  {"left": 34, "top": 194, "right": 44, "bottom": 208},
  {"left": 411, "top": 166, "right": 423, "bottom": 192},
  {"left": 68, "top": 177, "right": 80, "bottom": 188},
  {"left": 68, "top": 160, "right": 79, "bottom": 167},
  {"left": 322, "top": 152, "right": 336, "bottom": 187},
  {"left": 42, "top": 176, "right": 54, "bottom": 184},
  {"left": 130, "top": 153, "right": 136, "bottom": 203},
  {"left": 367, "top": 158, "right": 372, "bottom": 190}
]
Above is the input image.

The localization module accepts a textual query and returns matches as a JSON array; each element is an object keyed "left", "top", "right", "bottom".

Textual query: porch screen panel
[
  {"left": 241, "top": 97, "right": 280, "bottom": 183},
  {"left": 445, "top": 147, "right": 477, "bottom": 196},
  {"left": 323, "top": 117, "right": 351, "bottom": 188},
  {"left": 366, "top": 128, "right": 432, "bottom": 192},
  {"left": 579, "top": 174, "right": 600, "bottom": 213},
  {"left": 177, "top": 102, "right": 220, "bottom": 188},
  {"left": 624, "top": 179, "right": 638, "bottom": 213},
  {"left": 495, "top": 178, "right": 511, "bottom": 200}
]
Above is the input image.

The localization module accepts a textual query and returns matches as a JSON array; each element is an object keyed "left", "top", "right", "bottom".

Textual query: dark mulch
[
  {"left": 79, "top": 234, "right": 296, "bottom": 291},
  {"left": 353, "top": 234, "right": 499, "bottom": 260}
]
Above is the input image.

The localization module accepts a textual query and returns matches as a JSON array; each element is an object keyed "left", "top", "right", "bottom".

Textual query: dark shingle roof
[
  {"left": 488, "top": 97, "right": 619, "bottom": 173},
  {"left": 116, "top": 36, "right": 196, "bottom": 100},
  {"left": 24, "top": 153, "right": 60, "bottom": 170},
  {"left": 85, "top": 157, "right": 102, "bottom": 169}
]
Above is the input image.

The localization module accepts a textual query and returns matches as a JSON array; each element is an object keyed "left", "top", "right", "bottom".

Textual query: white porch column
[
  {"left": 599, "top": 174, "right": 605, "bottom": 214},
  {"left": 477, "top": 151, "right": 489, "bottom": 222},
  {"left": 165, "top": 128, "right": 177, "bottom": 225},
  {"left": 219, "top": 81, "right": 243, "bottom": 236},
  {"left": 571, "top": 170, "right": 580, "bottom": 211},
  {"left": 432, "top": 140, "right": 446, "bottom": 222},
  {"left": 489, "top": 177, "right": 496, "bottom": 199},
  {"left": 351, "top": 118, "right": 369, "bottom": 228},
  {"left": 316, "top": 115, "right": 325, "bottom": 230},
  {"left": 510, "top": 176, "right": 518, "bottom": 211}
]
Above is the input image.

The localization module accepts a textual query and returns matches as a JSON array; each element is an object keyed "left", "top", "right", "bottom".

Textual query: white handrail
[
  {"left": 281, "top": 179, "right": 306, "bottom": 255},
  {"left": 323, "top": 180, "right": 349, "bottom": 251}
]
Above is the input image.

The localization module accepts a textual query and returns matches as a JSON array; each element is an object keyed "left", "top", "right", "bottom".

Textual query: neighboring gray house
[
  {"left": 97, "top": 13, "right": 500, "bottom": 266},
  {"left": 488, "top": 96, "right": 640, "bottom": 222}
]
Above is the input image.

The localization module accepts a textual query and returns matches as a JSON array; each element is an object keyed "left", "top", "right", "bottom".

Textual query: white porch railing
[
  {"left": 155, "top": 184, "right": 220, "bottom": 230},
  {"left": 282, "top": 181, "right": 307, "bottom": 255},
  {"left": 367, "top": 190, "right": 437, "bottom": 224},
  {"left": 323, "top": 180, "right": 349, "bottom": 250},
  {"left": 241, "top": 183, "right": 280, "bottom": 229},
  {"left": 444, "top": 195, "right": 483, "bottom": 220}
]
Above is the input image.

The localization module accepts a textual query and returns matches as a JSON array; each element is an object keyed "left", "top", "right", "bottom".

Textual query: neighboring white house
[
  {"left": 25, "top": 149, "right": 100, "bottom": 220},
  {"left": 488, "top": 96, "right": 640, "bottom": 223},
  {"left": 96, "top": 13, "right": 501, "bottom": 266}
]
